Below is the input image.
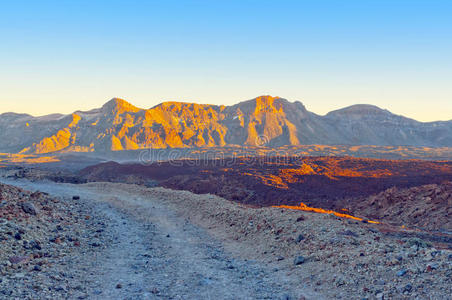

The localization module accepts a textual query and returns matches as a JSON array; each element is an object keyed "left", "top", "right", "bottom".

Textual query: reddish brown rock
[{"left": 9, "top": 255, "right": 31, "bottom": 265}]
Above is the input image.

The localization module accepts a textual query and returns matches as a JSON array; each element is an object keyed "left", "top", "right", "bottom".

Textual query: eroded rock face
[{"left": 1, "top": 95, "right": 452, "bottom": 154}]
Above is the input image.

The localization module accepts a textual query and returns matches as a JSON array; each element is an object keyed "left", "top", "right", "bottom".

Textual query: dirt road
[{"left": 0, "top": 178, "right": 319, "bottom": 299}]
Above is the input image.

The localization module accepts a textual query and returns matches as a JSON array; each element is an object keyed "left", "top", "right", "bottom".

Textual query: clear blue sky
[{"left": 0, "top": 0, "right": 451, "bottom": 121}]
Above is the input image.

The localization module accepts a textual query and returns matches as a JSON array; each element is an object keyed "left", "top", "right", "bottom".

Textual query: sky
[{"left": 0, "top": 0, "right": 451, "bottom": 122}]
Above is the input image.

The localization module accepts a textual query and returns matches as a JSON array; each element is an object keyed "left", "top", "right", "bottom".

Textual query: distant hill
[{"left": 1, "top": 95, "right": 451, "bottom": 154}]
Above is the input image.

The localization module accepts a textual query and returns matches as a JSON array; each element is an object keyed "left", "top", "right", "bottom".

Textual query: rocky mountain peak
[
  {"left": 101, "top": 98, "right": 141, "bottom": 114},
  {"left": 1, "top": 96, "right": 451, "bottom": 154},
  {"left": 326, "top": 104, "right": 389, "bottom": 118},
  {"left": 230, "top": 95, "right": 290, "bottom": 115}
]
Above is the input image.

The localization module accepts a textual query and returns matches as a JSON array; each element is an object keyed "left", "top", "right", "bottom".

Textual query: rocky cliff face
[{"left": 0, "top": 96, "right": 451, "bottom": 154}]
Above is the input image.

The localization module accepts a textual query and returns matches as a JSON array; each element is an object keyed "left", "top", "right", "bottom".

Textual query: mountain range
[{"left": 1, "top": 95, "right": 451, "bottom": 154}]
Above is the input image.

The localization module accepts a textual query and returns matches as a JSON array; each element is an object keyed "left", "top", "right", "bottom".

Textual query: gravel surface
[
  {"left": 0, "top": 178, "right": 320, "bottom": 299},
  {"left": 79, "top": 182, "right": 452, "bottom": 300},
  {"left": 1, "top": 176, "right": 451, "bottom": 299}
]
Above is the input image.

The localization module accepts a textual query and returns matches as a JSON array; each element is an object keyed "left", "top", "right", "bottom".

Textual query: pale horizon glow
[{"left": 1, "top": 1, "right": 451, "bottom": 122}]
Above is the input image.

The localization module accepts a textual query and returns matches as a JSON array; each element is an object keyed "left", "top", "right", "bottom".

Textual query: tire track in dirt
[{"left": 1, "top": 179, "right": 320, "bottom": 299}]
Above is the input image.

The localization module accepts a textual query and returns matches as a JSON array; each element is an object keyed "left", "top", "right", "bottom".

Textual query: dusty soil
[
  {"left": 0, "top": 178, "right": 321, "bottom": 299},
  {"left": 100, "top": 183, "right": 451, "bottom": 300},
  {"left": 3, "top": 174, "right": 450, "bottom": 299}
]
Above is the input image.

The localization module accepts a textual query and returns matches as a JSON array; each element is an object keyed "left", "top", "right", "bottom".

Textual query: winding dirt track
[{"left": 1, "top": 179, "right": 320, "bottom": 300}]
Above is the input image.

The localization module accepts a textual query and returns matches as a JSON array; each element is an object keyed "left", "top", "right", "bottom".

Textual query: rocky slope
[
  {"left": 1, "top": 96, "right": 451, "bottom": 154},
  {"left": 351, "top": 182, "right": 452, "bottom": 232},
  {"left": 0, "top": 182, "right": 107, "bottom": 299}
]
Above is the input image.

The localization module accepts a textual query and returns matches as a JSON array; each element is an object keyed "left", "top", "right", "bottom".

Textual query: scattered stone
[
  {"left": 116, "top": 283, "right": 122, "bottom": 289},
  {"left": 9, "top": 255, "right": 30, "bottom": 265},
  {"left": 28, "top": 240, "right": 42, "bottom": 250},
  {"left": 33, "top": 265, "right": 42, "bottom": 272},
  {"left": 50, "top": 237, "right": 62, "bottom": 244},
  {"left": 403, "top": 284, "right": 412, "bottom": 293},
  {"left": 21, "top": 202, "right": 37, "bottom": 215},
  {"left": 396, "top": 269, "right": 407, "bottom": 277},
  {"left": 293, "top": 256, "right": 305, "bottom": 265},
  {"left": 295, "top": 234, "right": 304, "bottom": 243},
  {"left": 406, "top": 238, "right": 431, "bottom": 249},
  {"left": 296, "top": 216, "right": 305, "bottom": 222},
  {"left": 339, "top": 230, "right": 358, "bottom": 237},
  {"left": 426, "top": 263, "right": 438, "bottom": 271}
]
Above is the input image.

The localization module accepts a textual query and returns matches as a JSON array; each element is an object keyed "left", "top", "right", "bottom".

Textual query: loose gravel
[{"left": 0, "top": 178, "right": 320, "bottom": 299}]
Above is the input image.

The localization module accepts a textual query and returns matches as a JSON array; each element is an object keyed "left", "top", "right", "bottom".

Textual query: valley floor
[{"left": 0, "top": 177, "right": 451, "bottom": 299}]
